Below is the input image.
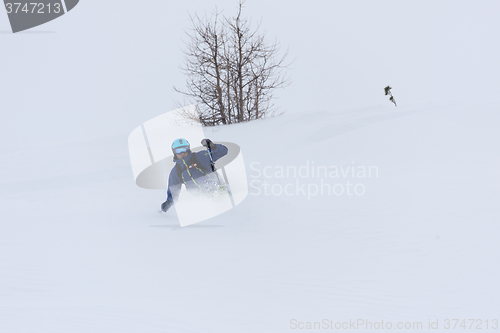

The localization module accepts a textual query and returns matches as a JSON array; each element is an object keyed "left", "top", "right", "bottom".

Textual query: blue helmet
[{"left": 171, "top": 138, "right": 190, "bottom": 154}]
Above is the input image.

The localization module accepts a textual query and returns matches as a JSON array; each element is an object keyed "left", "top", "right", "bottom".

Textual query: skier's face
[{"left": 176, "top": 152, "right": 188, "bottom": 159}]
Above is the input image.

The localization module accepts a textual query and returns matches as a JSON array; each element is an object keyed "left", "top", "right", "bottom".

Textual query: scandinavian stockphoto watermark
[
  {"left": 289, "top": 318, "right": 499, "bottom": 330},
  {"left": 290, "top": 319, "right": 424, "bottom": 330},
  {"left": 3, "top": 0, "right": 79, "bottom": 33},
  {"left": 249, "top": 161, "right": 379, "bottom": 199}
]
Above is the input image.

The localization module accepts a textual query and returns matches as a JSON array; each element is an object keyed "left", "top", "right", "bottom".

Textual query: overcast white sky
[{"left": 1, "top": 0, "right": 499, "bottom": 148}]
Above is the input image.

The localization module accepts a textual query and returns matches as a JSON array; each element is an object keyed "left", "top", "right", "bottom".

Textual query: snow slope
[{"left": 1, "top": 102, "right": 499, "bottom": 332}]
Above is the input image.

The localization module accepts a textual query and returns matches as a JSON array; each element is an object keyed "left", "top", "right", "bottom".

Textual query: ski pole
[
  {"left": 203, "top": 140, "right": 234, "bottom": 204},
  {"left": 203, "top": 140, "right": 222, "bottom": 185}
]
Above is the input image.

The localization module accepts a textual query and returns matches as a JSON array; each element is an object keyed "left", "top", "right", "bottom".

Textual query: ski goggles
[{"left": 174, "top": 146, "right": 189, "bottom": 154}]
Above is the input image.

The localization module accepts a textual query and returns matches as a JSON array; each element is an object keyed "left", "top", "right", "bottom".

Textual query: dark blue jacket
[{"left": 166, "top": 144, "right": 228, "bottom": 203}]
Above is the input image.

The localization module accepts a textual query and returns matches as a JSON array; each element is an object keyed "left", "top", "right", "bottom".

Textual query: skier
[{"left": 160, "top": 138, "right": 228, "bottom": 212}]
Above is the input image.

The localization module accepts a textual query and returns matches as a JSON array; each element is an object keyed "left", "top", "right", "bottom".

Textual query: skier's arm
[
  {"left": 204, "top": 140, "right": 228, "bottom": 161},
  {"left": 168, "top": 182, "right": 182, "bottom": 202},
  {"left": 161, "top": 168, "right": 182, "bottom": 212},
  {"left": 161, "top": 186, "right": 179, "bottom": 212},
  {"left": 196, "top": 141, "right": 228, "bottom": 172}
]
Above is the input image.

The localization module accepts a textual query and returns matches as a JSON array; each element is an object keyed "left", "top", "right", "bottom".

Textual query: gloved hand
[
  {"left": 201, "top": 138, "right": 217, "bottom": 150},
  {"left": 161, "top": 199, "right": 173, "bottom": 212}
]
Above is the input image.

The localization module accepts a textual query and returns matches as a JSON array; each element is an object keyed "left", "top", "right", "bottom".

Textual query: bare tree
[{"left": 174, "top": 1, "right": 290, "bottom": 126}]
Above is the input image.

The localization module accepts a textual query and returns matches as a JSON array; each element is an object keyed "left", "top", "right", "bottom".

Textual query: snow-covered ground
[
  {"left": 2, "top": 0, "right": 500, "bottom": 331},
  {"left": 1, "top": 102, "right": 499, "bottom": 332}
]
